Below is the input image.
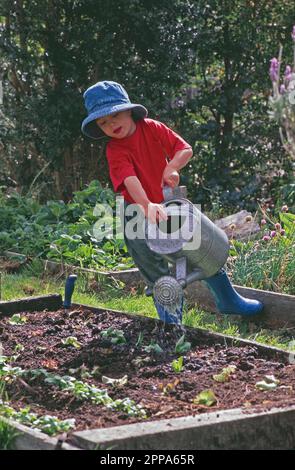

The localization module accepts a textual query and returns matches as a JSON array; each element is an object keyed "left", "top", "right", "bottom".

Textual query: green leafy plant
[
  {"left": 213, "top": 365, "right": 237, "bottom": 383},
  {"left": 25, "top": 368, "right": 146, "bottom": 419},
  {"left": 100, "top": 327, "right": 127, "bottom": 345},
  {"left": 0, "top": 357, "right": 24, "bottom": 383},
  {"left": 175, "top": 335, "right": 191, "bottom": 354},
  {"left": 13, "top": 344, "right": 25, "bottom": 353},
  {"left": 143, "top": 340, "right": 163, "bottom": 354},
  {"left": 193, "top": 390, "right": 217, "bottom": 407},
  {"left": 0, "top": 182, "right": 134, "bottom": 271},
  {"left": 8, "top": 314, "right": 27, "bottom": 325},
  {"left": 0, "top": 401, "right": 75, "bottom": 437},
  {"left": 101, "top": 375, "right": 128, "bottom": 388},
  {"left": 229, "top": 209, "right": 295, "bottom": 295},
  {"left": 61, "top": 336, "right": 82, "bottom": 349},
  {"left": 0, "top": 418, "right": 20, "bottom": 450},
  {"left": 171, "top": 356, "right": 184, "bottom": 373},
  {"left": 136, "top": 332, "right": 144, "bottom": 348}
]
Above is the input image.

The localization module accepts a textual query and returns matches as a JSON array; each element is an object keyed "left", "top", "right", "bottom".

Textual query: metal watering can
[{"left": 145, "top": 186, "right": 230, "bottom": 309}]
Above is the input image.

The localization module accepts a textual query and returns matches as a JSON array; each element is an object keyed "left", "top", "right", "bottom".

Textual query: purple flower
[
  {"left": 262, "top": 235, "right": 271, "bottom": 241},
  {"left": 280, "top": 84, "right": 286, "bottom": 94},
  {"left": 260, "top": 219, "right": 267, "bottom": 226},
  {"left": 285, "top": 65, "right": 292, "bottom": 76},
  {"left": 270, "top": 230, "right": 276, "bottom": 238},
  {"left": 292, "top": 25, "right": 295, "bottom": 42},
  {"left": 280, "top": 229, "right": 286, "bottom": 236},
  {"left": 269, "top": 58, "right": 279, "bottom": 82}
]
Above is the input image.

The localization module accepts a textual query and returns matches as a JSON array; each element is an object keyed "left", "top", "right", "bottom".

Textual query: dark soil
[{"left": 1, "top": 306, "right": 295, "bottom": 436}]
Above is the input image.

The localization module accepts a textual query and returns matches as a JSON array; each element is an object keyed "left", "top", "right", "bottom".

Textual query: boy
[{"left": 82, "top": 81, "right": 263, "bottom": 322}]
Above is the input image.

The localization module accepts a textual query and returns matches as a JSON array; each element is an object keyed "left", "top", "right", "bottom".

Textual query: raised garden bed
[{"left": 1, "top": 295, "right": 295, "bottom": 449}]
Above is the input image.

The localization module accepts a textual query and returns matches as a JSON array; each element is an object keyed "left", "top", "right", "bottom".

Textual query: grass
[
  {"left": 0, "top": 265, "right": 295, "bottom": 352},
  {"left": 0, "top": 268, "right": 158, "bottom": 317},
  {"left": 0, "top": 419, "right": 20, "bottom": 450},
  {"left": 0, "top": 384, "right": 20, "bottom": 450}
]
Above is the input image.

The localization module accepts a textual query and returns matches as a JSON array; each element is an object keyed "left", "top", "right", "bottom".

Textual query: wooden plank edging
[
  {"left": 0, "top": 294, "right": 62, "bottom": 317},
  {"left": 71, "top": 405, "right": 295, "bottom": 450}
]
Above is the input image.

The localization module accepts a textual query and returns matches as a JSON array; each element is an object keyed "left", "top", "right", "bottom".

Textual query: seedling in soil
[
  {"left": 13, "top": 344, "right": 24, "bottom": 353},
  {"left": 100, "top": 327, "right": 127, "bottom": 345},
  {"left": 175, "top": 335, "right": 191, "bottom": 354},
  {"left": 8, "top": 314, "right": 27, "bottom": 325},
  {"left": 102, "top": 375, "right": 128, "bottom": 388},
  {"left": 0, "top": 357, "right": 23, "bottom": 382},
  {"left": 136, "top": 331, "right": 144, "bottom": 348},
  {"left": 213, "top": 365, "right": 237, "bottom": 383},
  {"left": 0, "top": 401, "right": 75, "bottom": 436},
  {"left": 61, "top": 336, "right": 82, "bottom": 349},
  {"left": 24, "top": 369, "right": 146, "bottom": 418},
  {"left": 171, "top": 356, "right": 184, "bottom": 373},
  {"left": 193, "top": 389, "right": 217, "bottom": 407},
  {"left": 69, "top": 365, "right": 101, "bottom": 380},
  {"left": 256, "top": 374, "right": 280, "bottom": 391},
  {"left": 143, "top": 340, "right": 163, "bottom": 354}
]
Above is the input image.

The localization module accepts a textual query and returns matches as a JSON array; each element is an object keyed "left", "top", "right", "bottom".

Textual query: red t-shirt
[{"left": 106, "top": 118, "right": 191, "bottom": 203}]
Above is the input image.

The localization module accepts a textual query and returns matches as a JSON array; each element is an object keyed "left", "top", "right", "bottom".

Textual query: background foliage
[{"left": 0, "top": 0, "right": 295, "bottom": 213}]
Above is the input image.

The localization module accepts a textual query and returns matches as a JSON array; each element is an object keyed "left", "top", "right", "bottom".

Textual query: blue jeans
[{"left": 123, "top": 202, "right": 170, "bottom": 289}]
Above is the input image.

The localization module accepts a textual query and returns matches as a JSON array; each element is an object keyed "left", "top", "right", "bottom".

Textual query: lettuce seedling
[
  {"left": 8, "top": 314, "right": 27, "bottom": 325},
  {"left": 171, "top": 356, "right": 184, "bottom": 373},
  {"left": 193, "top": 389, "right": 217, "bottom": 407},
  {"left": 100, "top": 327, "right": 127, "bottom": 345},
  {"left": 143, "top": 340, "right": 163, "bottom": 354},
  {"left": 175, "top": 335, "right": 191, "bottom": 354},
  {"left": 213, "top": 365, "right": 237, "bottom": 383},
  {"left": 61, "top": 336, "right": 82, "bottom": 349},
  {"left": 102, "top": 375, "right": 128, "bottom": 388}
]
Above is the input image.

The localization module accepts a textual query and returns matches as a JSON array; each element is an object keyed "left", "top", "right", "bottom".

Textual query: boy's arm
[
  {"left": 162, "top": 148, "right": 193, "bottom": 187},
  {"left": 124, "top": 176, "right": 168, "bottom": 224}
]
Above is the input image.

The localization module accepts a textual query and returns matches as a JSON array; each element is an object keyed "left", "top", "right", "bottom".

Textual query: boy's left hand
[{"left": 161, "top": 167, "right": 180, "bottom": 188}]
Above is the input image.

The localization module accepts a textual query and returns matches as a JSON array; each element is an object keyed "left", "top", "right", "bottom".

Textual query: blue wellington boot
[
  {"left": 153, "top": 296, "right": 183, "bottom": 325},
  {"left": 203, "top": 269, "right": 263, "bottom": 316}
]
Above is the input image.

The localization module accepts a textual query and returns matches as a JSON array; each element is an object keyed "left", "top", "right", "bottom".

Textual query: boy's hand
[
  {"left": 142, "top": 202, "right": 168, "bottom": 224},
  {"left": 161, "top": 167, "right": 180, "bottom": 188}
]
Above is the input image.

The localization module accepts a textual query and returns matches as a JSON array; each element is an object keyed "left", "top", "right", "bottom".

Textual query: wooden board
[{"left": 0, "top": 294, "right": 62, "bottom": 317}]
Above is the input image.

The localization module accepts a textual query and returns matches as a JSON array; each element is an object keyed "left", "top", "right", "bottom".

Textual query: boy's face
[{"left": 96, "top": 110, "right": 136, "bottom": 139}]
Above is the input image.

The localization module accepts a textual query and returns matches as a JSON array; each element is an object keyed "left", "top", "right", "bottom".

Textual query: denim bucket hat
[{"left": 81, "top": 81, "right": 148, "bottom": 139}]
